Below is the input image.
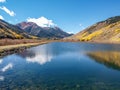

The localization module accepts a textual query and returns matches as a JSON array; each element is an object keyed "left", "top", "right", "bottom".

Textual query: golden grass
[
  {"left": 8, "top": 29, "right": 23, "bottom": 39},
  {"left": 0, "top": 43, "right": 39, "bottom": 50},
  {"left": 0, "top": 39, "right": 43, "bottom": 46},
  {"left": 115, "top": 29, "right": 120, "bottom": 33},
  {"left": 79, "top": 30, "right": 103, "bottom": 41},
  {"left": 74, "top": 21, "right": 120, "bottom": 42}
]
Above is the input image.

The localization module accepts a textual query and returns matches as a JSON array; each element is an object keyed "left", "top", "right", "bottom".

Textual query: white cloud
[
  {"left": 0, "top": 15, "right": 4, "bottom": 20},
  {"left": 79, "top": 23, "right": 85, "bottom": 30},
  {"left": 0, "top": 6, "right": 16, "bottom": 16},
  {"left": 79, "top": 24, "right": 82, "bottom": 27},
  {"left": 67, "top": 31, "right": 74, "bottom": 34},
  {"left": 0, "top": 0, "right": 6, "bottom": 3},
  {"left": 27, "top": 16, "right": 56, "bottom": 27},
  {"left": 1, "top": 63, "right": 13, "bottom": 72}
]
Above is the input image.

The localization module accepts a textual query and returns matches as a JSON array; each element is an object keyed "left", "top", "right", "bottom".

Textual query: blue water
[{"left": 0, "top": 42, "right": 120, "bottom": 90}]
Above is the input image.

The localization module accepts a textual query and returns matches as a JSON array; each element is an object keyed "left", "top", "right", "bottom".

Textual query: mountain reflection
[
  {"left": 87, "top": 51, "right": 120, "bottom": 70},
  {"left": 18, "top": 45, "right": 53, "bottom": 65}
]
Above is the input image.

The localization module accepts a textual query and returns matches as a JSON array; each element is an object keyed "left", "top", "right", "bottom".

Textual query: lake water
[{"left": 1, "top": 42, "right": 120, "bottom": 90}]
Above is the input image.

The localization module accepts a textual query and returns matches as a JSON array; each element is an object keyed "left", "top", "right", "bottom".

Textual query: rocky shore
[{"left": 0, "top": 42, "right": 49, "bottom": 58}]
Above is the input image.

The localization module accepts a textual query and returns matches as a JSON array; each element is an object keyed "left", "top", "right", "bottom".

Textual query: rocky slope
[
  {"left": 67, "top": 16, "right": 120, "bottom": 42},
  {"left": 16, "top": 22, "right": 71, "bottom": 38},
  {"left": 0, "top": 19, "right": 36, "bottom": 39}
]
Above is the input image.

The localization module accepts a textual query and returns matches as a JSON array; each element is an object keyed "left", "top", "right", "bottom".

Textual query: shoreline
[
  {"left": 61, "top": 39, "right": 120, "bottom": 45},
  {"left": 1, "top": 39, "right": 120, "bottom": 58},
  {"left": 0, "top": 41, "right": 51, "bottom": 58}
]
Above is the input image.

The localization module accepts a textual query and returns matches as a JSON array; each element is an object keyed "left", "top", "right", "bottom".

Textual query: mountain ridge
[
  {"left": 16, "top": 22, "right": 71, "bottom": 38},
  {"left": 66, "top": 16, "right": 120, "bottom": 42},
  {"left": 0, "top": 19, "right": 36, "bottom": 39},
  {"left": 0, "top": 19, "right": 71, "bottom": 39}
]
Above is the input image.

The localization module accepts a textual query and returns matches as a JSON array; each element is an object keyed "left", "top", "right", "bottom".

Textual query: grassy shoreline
[
  {"left": 61, "top": 39, "right": 120, "bottom": 45},
  {"left": 0, "top": 40, "right": 53, "bottom": 58}
]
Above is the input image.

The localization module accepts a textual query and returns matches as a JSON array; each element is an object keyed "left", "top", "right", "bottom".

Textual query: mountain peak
[
  {"left": 17, "top": 22, "right": 39, "bottom": 30},
  {"left": 27, "top": 16, "right": 56, "bottom": 28},
  {"left": 16, "top": 21, "right": 71, "bottom": 38}
]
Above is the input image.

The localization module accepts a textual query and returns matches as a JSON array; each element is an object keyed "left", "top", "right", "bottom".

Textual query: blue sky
[{"left": 0, "top": 0, "right": 120, "bottom": 33}]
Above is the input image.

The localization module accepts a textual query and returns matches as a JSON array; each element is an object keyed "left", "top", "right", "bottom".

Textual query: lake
[{"left": 0, "top": 42, "right": 120, "bottom": 90}]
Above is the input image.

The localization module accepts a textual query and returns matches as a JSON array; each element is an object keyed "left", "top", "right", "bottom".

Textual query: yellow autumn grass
[{"left": 79, "top": 30, "right": 103, "bottom": 41}]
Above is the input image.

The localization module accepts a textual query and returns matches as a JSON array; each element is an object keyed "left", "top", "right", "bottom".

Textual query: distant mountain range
[
  {"left": 67, "top": 16, "right": 120, "bottom": 42},
  {"left": 0, "top": 19, "right": 72, "bottom": 39},
  {"left": 1, "top": 16, "right": 120, "bottom": 42},
  {"left": 16, "top": 22, "right": 72, "bottom": 38}
]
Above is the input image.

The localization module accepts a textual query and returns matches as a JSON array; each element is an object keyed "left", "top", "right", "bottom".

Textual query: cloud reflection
[
  {"left": 0, "top": 76, "right": 4, "bottom": 81},
  {"left": 19, "top": 45, "right": 54, "bottom": 65},
  {"left": 26, "top": 54, "right": 52, "bottom": 65},
  {"left": 1, "top": 63, "right": 13, "bottom": 72},
  {"left": 0, "top": 59, "right": 3, "bottom": 64}
]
